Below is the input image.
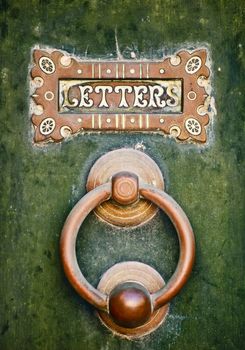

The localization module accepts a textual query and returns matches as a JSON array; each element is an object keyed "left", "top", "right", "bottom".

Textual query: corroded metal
[{"left": 30, "top": 47, "right": 212, "bottom": 144}]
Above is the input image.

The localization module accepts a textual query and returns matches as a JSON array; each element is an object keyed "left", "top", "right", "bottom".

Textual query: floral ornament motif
[
  {"left": 39, "top": 56, "right": 55, "bottom": 74},
  {"left": 40, "top": 118, "right": 56, "bottom": 135},
  {"left": 185, "top": 56, "right": 202, "bottom": 74},
  {"left": 185, "top": 118, "right": 201, "bottom": 136},
  {"left": 31, "top": 48, "right": 213, "bottom": 144}
]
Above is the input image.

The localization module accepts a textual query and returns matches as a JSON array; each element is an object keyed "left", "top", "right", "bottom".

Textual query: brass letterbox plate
[{"left": 30, "top": 47, "right": 213, "bottom": 144}]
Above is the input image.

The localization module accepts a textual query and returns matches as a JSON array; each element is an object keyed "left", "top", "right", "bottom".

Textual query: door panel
[{"left": 0, "top": 1, "right": 244, "bottom": 349}]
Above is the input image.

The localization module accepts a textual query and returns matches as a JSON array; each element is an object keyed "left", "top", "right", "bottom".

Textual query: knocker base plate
[
  {"left": 86, "top": 149, "right": 164, "bottom": 227},
  {"left": 97, "top": 261, "right": 169, "bottom": 339}
]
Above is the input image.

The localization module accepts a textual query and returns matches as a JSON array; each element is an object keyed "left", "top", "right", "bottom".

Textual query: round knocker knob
[
  {"left": 109, "top": 282, "right": 152, "bottom": 328},
  {"left": 60, "top": 150, "right": 195, "bottom": 338}
]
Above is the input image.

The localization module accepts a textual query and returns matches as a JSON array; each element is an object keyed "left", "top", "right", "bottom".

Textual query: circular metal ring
[{"left": 60, "top": 173, "right": 195, "bottom": 312}]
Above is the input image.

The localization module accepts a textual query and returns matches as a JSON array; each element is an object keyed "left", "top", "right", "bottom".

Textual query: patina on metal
[
  {"left": 60, "top": 149, "right": 195, "bottom": 338},
  {"left": 30, "top": 48, "right": 212, "bottom": 144}
]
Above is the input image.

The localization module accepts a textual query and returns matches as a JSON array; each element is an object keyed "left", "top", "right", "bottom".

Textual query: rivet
[
  {"left": 33, "top": 76, "right": 44, "bottom": 87},
  {"left": 187, "top": 91, "right": 197, "bottom": 101},
  {"left": 44, "top": 91, "right": 54, "bottom": 101},
  {"left": 169, "top": 125, "right": 181, "bottom": 137},
  {"left": 34, "top": 105, "right": 44, "bottom": 115},
  {"left": 60, "top": 55, "right": 71, "bottom": 67}
]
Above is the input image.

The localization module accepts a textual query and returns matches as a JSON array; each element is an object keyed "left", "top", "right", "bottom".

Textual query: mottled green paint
[{"left": 0, "top": 0, "right": 245, "bottom": 349}]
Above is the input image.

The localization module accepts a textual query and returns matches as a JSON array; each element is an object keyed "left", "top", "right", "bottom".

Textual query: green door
[{"left": 1, "top": 1, "right": 244, "bottom": 349}]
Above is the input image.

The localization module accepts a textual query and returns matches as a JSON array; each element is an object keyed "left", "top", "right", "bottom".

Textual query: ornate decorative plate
[{"left": 30, "top": 47, "right": 213, "bottom": 144}]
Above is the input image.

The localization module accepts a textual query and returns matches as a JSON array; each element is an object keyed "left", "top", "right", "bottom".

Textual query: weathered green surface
[{"left": 0, "top": 0, "right": 245, "bottom": 349}]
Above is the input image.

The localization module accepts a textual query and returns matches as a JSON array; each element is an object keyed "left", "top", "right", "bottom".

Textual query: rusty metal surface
[{"left": 30, "top": 48, "right": 212, "bottom": 144}]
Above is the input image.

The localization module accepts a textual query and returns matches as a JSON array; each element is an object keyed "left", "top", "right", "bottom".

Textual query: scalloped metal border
[{"left": 29, "top": 46, "right": 215, "bottom": 145}]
